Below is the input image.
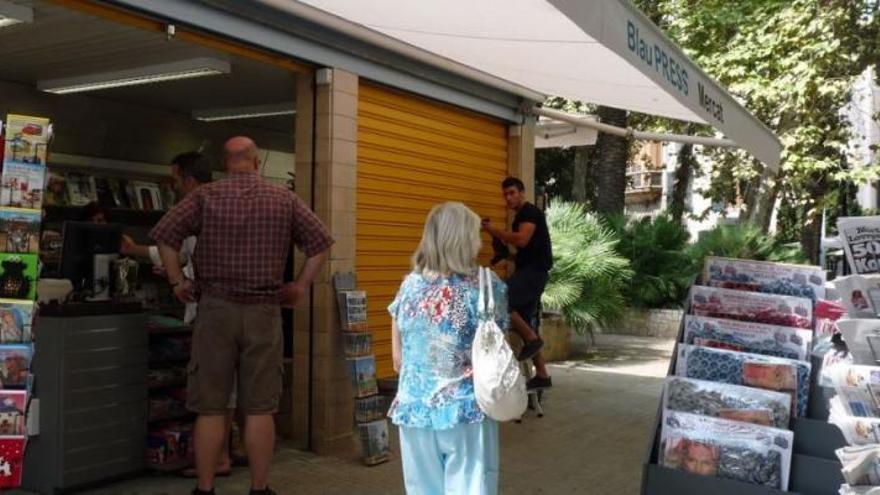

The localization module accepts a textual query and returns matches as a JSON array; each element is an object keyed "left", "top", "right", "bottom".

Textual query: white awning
[
  {"left": 281, "top": 0, "right": 781, "bottom": 169},
  {"left": 535, "top": 118, "right": 598, "bottom": 149}
]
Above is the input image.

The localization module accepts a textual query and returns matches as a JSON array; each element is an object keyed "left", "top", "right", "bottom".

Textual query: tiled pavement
[{"left": 22, "top": 334, "right": 673, "bottom": 495}]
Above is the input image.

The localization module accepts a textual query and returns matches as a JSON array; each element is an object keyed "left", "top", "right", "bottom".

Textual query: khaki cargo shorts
[{"left": 187, "top": 296, "right": 283, "bottom": 415}]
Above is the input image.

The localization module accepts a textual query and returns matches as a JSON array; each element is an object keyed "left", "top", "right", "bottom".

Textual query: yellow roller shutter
[{"left": 357, "top": 82, "right": 510, "bottom": 378}]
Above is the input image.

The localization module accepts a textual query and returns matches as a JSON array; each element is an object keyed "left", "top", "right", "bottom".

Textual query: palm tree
[
  {"left": 593, "top": 106, "right": 629, "bottom": 216},
  {"left": 541, "top": 203, "right": 632, "bottom": 340}
]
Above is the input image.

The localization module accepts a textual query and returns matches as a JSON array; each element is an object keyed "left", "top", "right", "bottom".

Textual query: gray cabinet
[{"left": 22, "top": 313, "right": 148, "bottom": 494}]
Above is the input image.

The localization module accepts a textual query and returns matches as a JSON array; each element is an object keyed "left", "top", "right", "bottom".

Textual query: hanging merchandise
[
  {"left": 703, "top": 257, "right": 826, "bottom": 302},
  {"left": 683, "top": 315, "right": 812, "bottom": 361},
  {"left": 689, "top": 286, "right": 813, "bottom": 329},
  {"left": 663, "top": 376, "right": 792, "bottom": 429},
  {"left": 659, "top": 410, "right": 793, "bottom": 490}
]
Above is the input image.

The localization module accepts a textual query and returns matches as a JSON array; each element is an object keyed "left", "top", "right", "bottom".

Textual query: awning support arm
[{"left": 534, "top": 107, "right": 739, "bottom": 149}]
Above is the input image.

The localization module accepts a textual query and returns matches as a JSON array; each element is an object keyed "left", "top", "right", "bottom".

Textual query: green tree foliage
[
  {"left": 541, "top": 203, "right": 632, "bottom": 334},
  {"left": 607, "top": 215, "right": 697, "bottom": 309},
  {"left": 688, "top": 224, "right": 808, "bottom": 269},
  {"left": 652, "top": 0, "right": 880, "bottom": 260}
]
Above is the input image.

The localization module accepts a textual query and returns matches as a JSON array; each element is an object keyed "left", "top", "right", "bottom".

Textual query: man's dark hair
[
  {"left": 172, "top": 151, "right": 213, "bottom": 184},
  {"left": 81, "top": 201, "right": 105, "bottom": 222},
  {"left": 502, "top": 176, "right": 525, "bottom": 192}
]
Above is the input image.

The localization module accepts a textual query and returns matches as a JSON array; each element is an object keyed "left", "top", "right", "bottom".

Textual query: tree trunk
[
  {"left": 572, "top": 146, "right": 590, "bottom": 205},
  {"left": 746, "top": 167, "right": 780, "bottom": 230},
  {"left": 800, "top": 206, "right": 823, "bottom": 265},
  {"left": 670, "top": 143, "right": 696, "bottom": 224},
  {"left": 594, "top": 106, "right": 629, "bottom": 216}
]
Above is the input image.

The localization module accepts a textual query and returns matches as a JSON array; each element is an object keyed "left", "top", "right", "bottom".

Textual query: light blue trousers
[{"left": 399, "top": 420, "right": 499, "bottom": 495}]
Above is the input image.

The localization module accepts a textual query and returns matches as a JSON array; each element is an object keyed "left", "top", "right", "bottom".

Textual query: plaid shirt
[{"left": 150, "top": 172, "right": 333, "bottom": 303}]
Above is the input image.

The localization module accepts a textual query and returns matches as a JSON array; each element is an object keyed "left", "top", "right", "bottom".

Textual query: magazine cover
[
  {"left": 0, "top": 254, "right": 37, "bottom": 301},
  {"left": 663, "top": 376, "right": 792, "bottom": 429},
  {"left": 838, "top": 216, "right": 880, "bottom": 275},
  {"left": 358, "top": 419, "right": 390, "bottom": 466},
  {"left": 43, "top": 170, "right": 69, "bottom": 206},
  {"left": 683, "top": 315, "right": 812, "bottom": 361},
  {"left": 0, "top": 163, "right": 45, "bottom": 210},
  {"left": 0, "top": 437, "right": 26, "bottom": 488},
  {"left": 830, "top": 411, "right": 880, "bottom": 446},
  {"left": 689, "top": 286, "right": 813, "bottom": 329},
  {"left": 831, "top": 364, "right": 880, "bottom": 418},
  {"left": 836, "top": 319, "right": 880, "bottom": 365},
  {"left": 676, "top": 344, "right": 812, "bottom": 417},
  {"left": 131, "top": 181, "right": 163, "bottom": 211},
  {"left": 106, "top": 178, "right": 131, "bottom": 209},
  {"left": 3, "top": 114, "right": 49, "bottom": 168},
  {"left": 65, "top": 172, "right": 97, "bottom": 207},
  {"left": 835, "top": 275, "right": 880, "bottom": 319},
  {"left": 0, "top": 391, "right": 26, "bottom": 436},
  {"left": 0, "top": 345, "right": 32, "bottom": 389},
  {"left": 0, "top": 301, "right": 33, "bottom": 344},
  {"left": 346, "top": 356, "right": 378, "bottom": 398},
  {"left": 660, "top": 410, "right": 793, "bottom": 490},
  {"left": 703, "top": 257, "right": 826, "bottom": 302},
  {"left": 0, "top": 209, "right": 40, "bottom": 255},
  {"left": 337, "top": 290, "right": 368, "bottom": 332}
]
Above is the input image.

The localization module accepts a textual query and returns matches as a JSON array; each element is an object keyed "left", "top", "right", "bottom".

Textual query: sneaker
[
  {"left": 249, "top": 488, "right": 278, "bottom": 495},
  {"left": 192, "top": 489, "right": 215, "bottom": 495},
  {"left": 527, "top": 375, "right": 553, "bottom": 390},
  {"left": 518, "top": 338, "right": 544, "bottom": 361}
]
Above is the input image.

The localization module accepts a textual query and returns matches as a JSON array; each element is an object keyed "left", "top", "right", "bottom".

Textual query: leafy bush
[
  {"left": 541, "top": 203, "right": 632, "bottom": 334},
  {"left": 688, "top": 223, "right": 807, "bottom": 267},
  {"left": 608, "top": 214, "right": 698, "bottom": 309}
]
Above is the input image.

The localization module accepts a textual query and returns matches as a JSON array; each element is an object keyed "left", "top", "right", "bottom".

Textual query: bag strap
[
  {"left": 478, "top": 265, "right": 486, "bottom": 315},
  {"left": 484, "top": 267, "right": 495, "bottom": 312}
]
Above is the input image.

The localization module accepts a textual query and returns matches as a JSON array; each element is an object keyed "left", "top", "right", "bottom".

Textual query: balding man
[{"left": 151, "top": 137, "right": 333, "bottom": 495}]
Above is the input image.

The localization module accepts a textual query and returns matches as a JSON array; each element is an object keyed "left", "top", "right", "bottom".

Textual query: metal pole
[{"left": 534, "top": 107, "right": 739, "bottom": 149}]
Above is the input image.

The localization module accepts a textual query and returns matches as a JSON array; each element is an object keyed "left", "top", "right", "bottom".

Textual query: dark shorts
[
  {"left": 187, "top": 297, "right": 283, "bottom": 415},
  {"left": 507, "top": 267, "right": 549, "bottom": 327}
]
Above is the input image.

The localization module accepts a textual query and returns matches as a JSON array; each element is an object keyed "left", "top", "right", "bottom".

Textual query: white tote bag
[{"left": 472, "top": 267, "right": 528, "bottom": 421}]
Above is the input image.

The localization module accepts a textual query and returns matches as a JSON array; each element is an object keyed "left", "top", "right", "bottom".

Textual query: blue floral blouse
[{"left": 388, "top": 270, "right": 509, "bottom": 430}]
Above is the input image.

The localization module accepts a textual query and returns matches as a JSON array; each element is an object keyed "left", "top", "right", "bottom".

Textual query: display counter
[{"left": 22, "top": 311, "right": 149, "bottom": 494}]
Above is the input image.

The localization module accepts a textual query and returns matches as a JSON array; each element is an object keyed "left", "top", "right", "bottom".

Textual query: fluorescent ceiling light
[
  {"left": 38, "top": 57, "right": 231, "bottom": 94},
  {"left": 0, "top": 1, "right": 33, "bottom": 28},
  {"left": 193, "top": 103, "right": 296, "bottom": 122}
]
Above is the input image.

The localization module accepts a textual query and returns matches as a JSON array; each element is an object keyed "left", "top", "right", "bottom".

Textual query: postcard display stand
[
  {"left": 642, "top": 257, "right": 847, "bottom": 495},
  {"left": 333, "top": 272, "right": 390, "bottom": 466},
  {"left": 0, "top": 115, "right": 49, "bottom": 489}
]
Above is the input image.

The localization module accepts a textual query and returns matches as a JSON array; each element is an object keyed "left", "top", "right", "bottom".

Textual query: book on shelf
[
  {"left": 65, "top": 172, "right": 97, "bottom": 207},
  {"left": 107, "top": 177, "right": 131, "bottom": 209},
  {"left": 39, "top": 229, "right": 61, "bottom": 264},
  {"left": 131, "top": 181, "right": 164, "bottom": 211},
  {"left": 43, "top": 170, "right": 69, "bottom": 206},
  {"left": 0, "top": 163, "right": 45, "bottom": 210}
]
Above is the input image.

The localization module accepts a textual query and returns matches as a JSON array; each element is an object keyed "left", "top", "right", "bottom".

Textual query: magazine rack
[{"left": 641, "top": 297, "right": 847, "bottom": 495}]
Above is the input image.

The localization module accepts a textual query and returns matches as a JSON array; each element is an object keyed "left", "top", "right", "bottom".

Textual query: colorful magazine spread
[
  {"left": 689, "top": 286, "right": 813, "bottom": 329},
  {"left": 703, "top": 257, "right": 826, "bottom": 302},
  {"left": 676, "top": 344, "right": 811, "bottom": 417},
  {"left": 683, "top": 315, "right": 812, "bottom": 361},
  {"left": 660, "top": 410, "right": 793, "bottom": 490}
]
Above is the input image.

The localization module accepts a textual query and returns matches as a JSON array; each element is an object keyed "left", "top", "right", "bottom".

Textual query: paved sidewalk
[{"left": 21, "top": 334, "right": 673, "bottom": 495}]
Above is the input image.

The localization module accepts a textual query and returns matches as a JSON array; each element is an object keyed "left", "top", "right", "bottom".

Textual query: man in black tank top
[{"left": 482, "top": 177, "right": 553, "bottom": 390}]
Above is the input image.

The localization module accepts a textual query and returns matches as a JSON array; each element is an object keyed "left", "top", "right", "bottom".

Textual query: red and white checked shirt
[{"left": 150, "top": 172, "right": 334, "bottom": 303}]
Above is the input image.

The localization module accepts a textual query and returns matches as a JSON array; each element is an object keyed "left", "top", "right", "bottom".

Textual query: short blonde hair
[{"left": 412, "top": 202, "right": 482, "bottom": 276}]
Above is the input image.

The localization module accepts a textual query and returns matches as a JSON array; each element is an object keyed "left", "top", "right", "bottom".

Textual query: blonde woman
[{"left": 388, "top": 202, "right": 508, "bottom": 495}]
